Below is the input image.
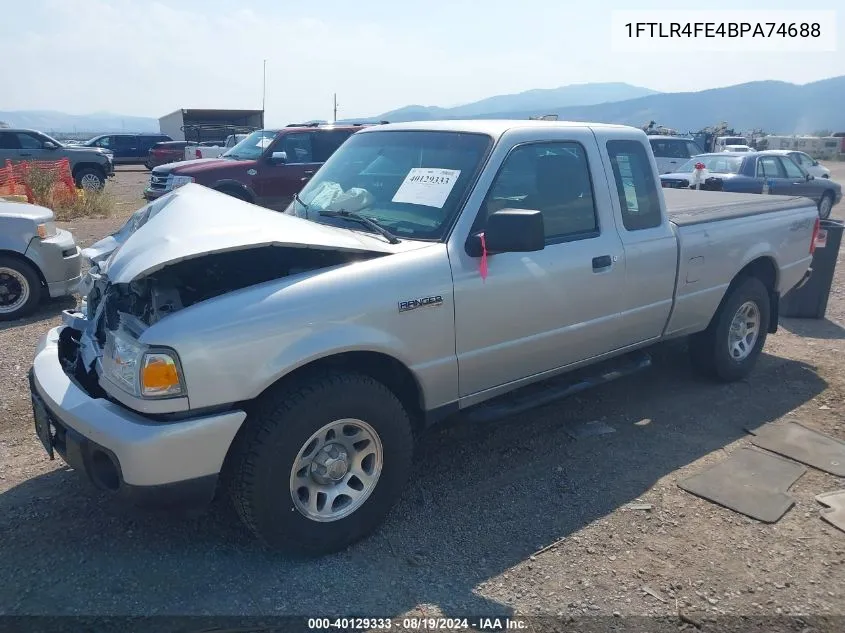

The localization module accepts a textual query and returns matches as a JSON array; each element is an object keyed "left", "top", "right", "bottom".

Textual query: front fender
[{"left": 252, "top": 324, "right": 424, "bottom": 402}]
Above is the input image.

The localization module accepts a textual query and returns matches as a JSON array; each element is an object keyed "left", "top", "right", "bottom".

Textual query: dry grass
[{"left": 19, "top": 163, "right": 116, "bottom": 220}]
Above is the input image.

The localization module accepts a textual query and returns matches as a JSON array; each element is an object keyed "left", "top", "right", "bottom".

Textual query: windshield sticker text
[{"left": 392, "top": 168, "right": 461, "bottom": 208}]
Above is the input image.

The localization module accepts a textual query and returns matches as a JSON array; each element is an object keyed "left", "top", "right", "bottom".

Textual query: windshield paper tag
[{"left": 392, "top": 168, "right": 461, "bottom": 208}]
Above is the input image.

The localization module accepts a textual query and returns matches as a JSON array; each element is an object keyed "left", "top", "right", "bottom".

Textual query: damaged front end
[{"left": 60, "top": 244, "right": 384, "bottom": 411}]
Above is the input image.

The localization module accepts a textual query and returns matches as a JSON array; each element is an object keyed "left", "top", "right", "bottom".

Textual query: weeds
[{"left": 18, "top": 163, "right": 115, "bottom": 220}]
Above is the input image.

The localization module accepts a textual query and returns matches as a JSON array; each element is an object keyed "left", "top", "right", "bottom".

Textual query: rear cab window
[{"left": 606, "top": 140, "right": 663, "bottom": 231}]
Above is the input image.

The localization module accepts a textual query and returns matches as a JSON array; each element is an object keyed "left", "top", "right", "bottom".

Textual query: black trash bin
[{"left": 780, "top": 218, "right": 844, "bottom": 319}]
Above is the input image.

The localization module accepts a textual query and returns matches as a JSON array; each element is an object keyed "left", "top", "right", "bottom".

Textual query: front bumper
[
  {"left": 29, "top": 325, "right": 247, "bottom": 507},
  {"left": 24, "top": 229, "right": 82, "bottom": 298}
]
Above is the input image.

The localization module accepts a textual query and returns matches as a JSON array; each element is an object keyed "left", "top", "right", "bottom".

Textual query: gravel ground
[{"left": 2, "top": 164, "right": 845, "bottom": 623}]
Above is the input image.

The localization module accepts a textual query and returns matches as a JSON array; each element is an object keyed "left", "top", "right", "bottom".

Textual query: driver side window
[
  {"left": 17, "top": 133, "right": 44, "bottom": 150},
  {"left": 280, "top": 133, "right": 313, "bottom": 163},
  {"left": 477, "top": 142, "right": 599, "bottom": 243}
]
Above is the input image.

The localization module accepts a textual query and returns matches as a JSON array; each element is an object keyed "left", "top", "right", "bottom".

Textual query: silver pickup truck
[{"left": 29, "top": 121, "right": 820, "bottom": 555}]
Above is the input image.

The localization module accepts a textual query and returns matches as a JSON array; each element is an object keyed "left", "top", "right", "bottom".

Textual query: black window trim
[
  {"left": 472, "top": 139, "right": 602, "bottom": 248},
  {"left": 605, "top": 139, "right": 664, "bottom": 232}
]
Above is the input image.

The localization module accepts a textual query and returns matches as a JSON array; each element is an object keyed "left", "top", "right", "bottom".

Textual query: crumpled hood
[{"left": 101, "top": 183, "right": 413, "bottom": 284}]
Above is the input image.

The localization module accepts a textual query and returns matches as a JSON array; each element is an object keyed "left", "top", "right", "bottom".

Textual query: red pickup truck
[{"left": 143, "top": 123, "right": 374, "bottom": 210}]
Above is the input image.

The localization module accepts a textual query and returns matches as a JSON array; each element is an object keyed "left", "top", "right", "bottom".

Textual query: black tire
[
  {"left": 818, "top": 192, "right": 834, "bottom": 220},
  {"left": 688, "top": 276, "right": 770, "bottom": 382},
  {"left": 0, "top": 256, "right": 42, "bottom": 321},
  {"left": 229, "top": 371, "right": 414, "bottom": 555},
  {"left": 74, "top": 167, "right": 105, "bottom": 190},
  {"left": 215, "top": 186, "right": 251, "bottom": 203}
]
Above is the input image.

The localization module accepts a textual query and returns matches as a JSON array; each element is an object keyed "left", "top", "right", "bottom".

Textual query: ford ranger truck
[{"left": 30, "top": 120, "right": 819, "bottom": 555}]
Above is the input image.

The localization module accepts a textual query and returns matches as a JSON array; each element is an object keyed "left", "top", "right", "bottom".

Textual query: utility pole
[
  {"left": 333, "top": 93, "right": 338, "bottom": 123},
  {"left": 262, "top": 59, "right": 267, "bottom": 115}
]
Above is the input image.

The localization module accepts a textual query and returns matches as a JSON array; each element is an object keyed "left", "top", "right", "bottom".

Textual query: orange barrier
[{"left": 1, "top": 159, "right": 78, "bottom": 206}]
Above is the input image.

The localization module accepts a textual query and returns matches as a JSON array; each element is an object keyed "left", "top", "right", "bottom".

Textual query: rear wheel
[
  {"left": 228, "top": 371, "right": 414, "bottom": 555},
  {"left": 0, "top": 256, "right": 42, "bottom": 321},
  {"left": 818, "top": 193, "right": 833, "bottom": 219},
  {"left": 689, "top": 276, "right": 770, "bottom": 382}
]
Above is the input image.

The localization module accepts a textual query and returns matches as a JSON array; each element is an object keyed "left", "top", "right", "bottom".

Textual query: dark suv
[
  {"left": 82, "top": 133, "right": 172, "bottom": 164},
  {"left": 142, "top": 124, "right": 370, "bottom": 209}
]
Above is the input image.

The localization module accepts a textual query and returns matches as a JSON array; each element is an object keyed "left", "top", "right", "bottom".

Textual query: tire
[
  {"left": 818, "top": 193, "right": 833, "bottom": 220},
  {"left": 229, "top": 371, "right": 414, "bottom": 555},
  {"left": 688, "top": 276, "right": 770, "bottom": 382},
  {"left": 74, "top": 167, "right": 105, "bottom": 190},
  {"left": 0, "top": 256, "right": 42, "bottom": 321},
  {"left": 215, "top": 186, "right": 251, "bottom": 203}
]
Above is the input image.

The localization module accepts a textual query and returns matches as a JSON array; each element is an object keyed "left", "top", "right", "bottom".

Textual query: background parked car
[
  {"left": 0, "top": 128, "right": 114, "bottom": 189},
  {"left": 647, "top": 135, "right": 705, "bottom": 174},
  {"left": 723, "top": 144, "right": 755, "bottom": 153},
  {"left": 188, "top": 134, "right": 250, "bottom": 160},
  {"left": 81, "top": 133, "right": 172, "bottom": 165},
  {"left": 143, "top": 124, "right": 369, "bottom": 208},
  {"left": 659, "top": 151, "right": 842, "bottom": 218},
  {"left": 0, "top": 198, "right": 81, "bottom": 320},
  {"left": 146, "top": 140, "right": 190, "bottom": 169},
  {"left": 766, "top": 149, "right": 831, "bottom": 179}
]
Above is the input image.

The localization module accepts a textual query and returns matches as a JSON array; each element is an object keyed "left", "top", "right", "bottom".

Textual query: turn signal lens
[
  {"left": 37, "top": 221, "right": 57, "bottom": 239},
  {"left": 140, "top": 353, "right": 183, "bottom": 397}
]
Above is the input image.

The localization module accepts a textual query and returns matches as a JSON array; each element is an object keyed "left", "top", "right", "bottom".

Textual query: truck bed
[{"left": 663, "top": 189, "right": 814, "bottom": 226}]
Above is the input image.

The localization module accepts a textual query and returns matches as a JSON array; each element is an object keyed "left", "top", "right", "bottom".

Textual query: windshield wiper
[
  {"left": 293, "top": 192, "right": 311, "bottom": 219},
  {"left": 318, "top": 209, "right": 400, "bottom": 244}
]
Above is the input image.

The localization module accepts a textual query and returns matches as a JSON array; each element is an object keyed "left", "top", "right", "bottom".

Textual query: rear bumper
[{"left": 29, "top": 325, "right": 247, "bottom": 508}]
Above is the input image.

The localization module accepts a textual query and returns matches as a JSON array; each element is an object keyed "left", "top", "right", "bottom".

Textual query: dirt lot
[{"left": 2, "top": 164, "right": 845, "bottom": 623}]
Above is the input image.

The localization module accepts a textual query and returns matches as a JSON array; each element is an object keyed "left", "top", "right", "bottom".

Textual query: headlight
[
  {"left": 170, "top": 175, "right": 194, "bottom": 190},
  {"left": 36, "top": 221, "right": 57, "bottom": 239},
  {"left": 102, "top": 330, "right": 185, "bottom": 398}
]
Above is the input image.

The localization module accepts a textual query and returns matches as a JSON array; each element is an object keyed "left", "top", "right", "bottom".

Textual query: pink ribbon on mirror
[{"left": 479, "top": 232, "right": 488, "bottom": 281}]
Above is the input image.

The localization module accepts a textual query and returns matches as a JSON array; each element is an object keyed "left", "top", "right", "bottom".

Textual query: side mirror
[
  {"left": 44, "top": 141, "right": 58, "bottom": 150},
  {"left": 807, "top": 173, "right": 814, "bottom": 181},
  {"left": 813, "top": 160, "right": 820, "bottom": 166},
  {"left": 467, "top": 208, "right": 545, "bottom": 256},
  {"left": 270, "top": 151, "right": 288, "bottom": 164}
]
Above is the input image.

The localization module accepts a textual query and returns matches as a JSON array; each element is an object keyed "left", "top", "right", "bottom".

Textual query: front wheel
[
  {"left": 818, "top": 193, "right": 833, "bottom": 220},
  {"left": 688, "top": 276, "right": 770, "bottom": 382},
  {"left": 74, "top": 167, "right": 105, "bottom": 190},
  {"left": 229, "top": 372, "right": 414, "bottom": 555},
  {"left": 0, "top": 256, "right": 42, "bottom": 321}
]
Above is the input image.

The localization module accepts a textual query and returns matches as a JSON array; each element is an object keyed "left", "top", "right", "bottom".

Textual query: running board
[{"left": 463, "top": 350, "right": 652, "bottom": 423}]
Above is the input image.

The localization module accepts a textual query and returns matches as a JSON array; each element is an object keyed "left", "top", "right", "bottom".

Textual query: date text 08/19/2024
[{"left": 307, "top": 617, "right": 528, "bottom": 630}]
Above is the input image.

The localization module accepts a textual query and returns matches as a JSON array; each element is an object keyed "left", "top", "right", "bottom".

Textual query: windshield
[
  {"left": 287, "top": 130, "right": 493, "bottom": 241},
  {"left": 222, "top": 130, "right": 277, "bottom": 159},
  {"left": 676, "top": 155, "right": 744, "bottom": 174}
]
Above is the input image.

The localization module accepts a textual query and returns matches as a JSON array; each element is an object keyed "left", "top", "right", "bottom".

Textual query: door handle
[
  {"left": 20, "top": 153, "right": 33, "bottom": 157},
  {"left": 303, "top": 170, "right": 315, "bottom": 175},
  {"left": 792, "top": 182, "right": 803, "bottom": 185},
  {"left": 592, "top": 255, "right": 612, "bottom": 271}
]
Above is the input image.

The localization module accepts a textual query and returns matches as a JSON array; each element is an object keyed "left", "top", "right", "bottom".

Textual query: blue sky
[{"left": 1, "top": 0, "right": 842, "bottom": 125}]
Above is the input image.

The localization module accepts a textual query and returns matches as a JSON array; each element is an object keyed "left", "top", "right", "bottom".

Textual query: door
[
  {"left": 755, "top": 155, "right": 785, "bottom": 194},
  {"left": 776, "top": 155, "right": 818, "bottom": 201},
  {"left": 253, "top": 131, "right": 320, "bottom": 210},
  {"left": 111, "top": 135, "right": 140, "bottom": 163},
  {"left": 451, "top": 137, "right": 627, "bottom": 397},
  {"left": 0, "top": 130, "right": 52, "bottom": 163},
  {"left": 604, "top": 139, "right": 678, "bottom": 345}
]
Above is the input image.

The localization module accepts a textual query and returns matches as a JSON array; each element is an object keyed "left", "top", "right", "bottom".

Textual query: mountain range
[
  {"left": 3, "top": 76, "right": 844, "bottom": 135},
  {"left": 347, "top": 76, "right": 845, "bottom": 134},
  {"left": 0, "top": 110, "right": 158, "bottom": 135}
]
